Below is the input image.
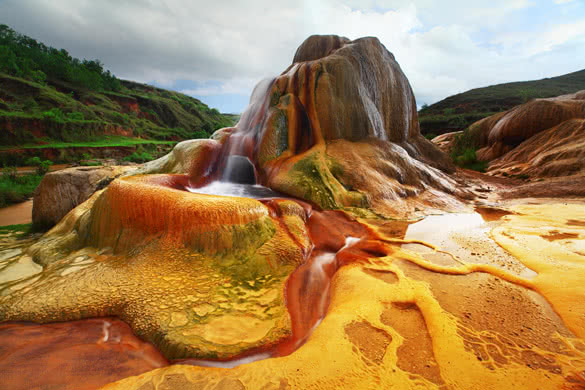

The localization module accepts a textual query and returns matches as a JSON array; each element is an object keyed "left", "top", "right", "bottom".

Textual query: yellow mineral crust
[
  {"left": 491, "top": 203, "right": 585, "bottom": 339},
  {"left": 100, "top": 203, "right": 585, "bottom": 390}
]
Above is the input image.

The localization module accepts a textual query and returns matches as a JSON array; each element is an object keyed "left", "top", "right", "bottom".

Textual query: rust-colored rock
[
  {"left": 431, "top": 131, "right": 462, "bottom": 155},
  {"left": 0, "top": 318, "right": 168, "bottom": 390},
  {"left": 138, "top": 139, "right": 223, "bottom": 186}
]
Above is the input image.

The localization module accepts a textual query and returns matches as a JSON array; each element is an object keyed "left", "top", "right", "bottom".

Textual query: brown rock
[
  {"left": 32, "top": 165, "right": 135, "bottom": 229},
  {"left": 431, "top": 131, "right": 462, "bottom": 155},
  {"left": 472, "top": 90, "right": 585, "bottom": 161},
  {"left": 488, "top": 118, "right": 585, "bottom": 178},
  {"left": 219, "top": 35, "right": 459, "bottom": 216}
]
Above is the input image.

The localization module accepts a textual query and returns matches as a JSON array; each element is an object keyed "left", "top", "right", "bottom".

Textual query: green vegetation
[
  {"left": 124, "top": 150, "right": 154, "bottom": 163},
  {"left": 0, "top": 24, "right": 120, "bottom": 91},
  {"left": 25, "top": 157, "right": 52, "bottom": 175},
  {"left": 0, "top": 24, "right": 236, "bottom": 167},
  {"left": 0, "top": 135, "right": 174, "bottom": 150},
  {"left": 0, "top": 168, "right": 43, "bottom": 207},
  {"left": 448, "top": 124, "right": 488, "bottom": 172},
  {"left": 418, "top": 68, "right": 585, "bottom": 135},
  {"left": 0, "top": 223, "right": 32, "bottom": 236}
]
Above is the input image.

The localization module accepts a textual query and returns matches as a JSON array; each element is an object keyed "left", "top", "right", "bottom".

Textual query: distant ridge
[{"left": 418, "top": 68, "right": 585, "bottom": 136}]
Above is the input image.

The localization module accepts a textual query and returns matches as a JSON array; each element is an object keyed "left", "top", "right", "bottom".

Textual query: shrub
[
  {"left": 31, "top": 70, "right": 46, "bottom": 84},
  {"left": 25, "top": 156, "right": 53, "bottom": 175},
  {"left": 452, "top": 148, "right": 488, "bottom": 172},
  {"left": 123, "top": 151, "right": 153, "bottom": 163},
  {"left": 2, "top": 166, "right": 18, "bottom": 181},
  {"left": 66, "top": 111, "right": 84, "bottom": 121},
  {"left": 42, "top": 107, "right": 65, "bottom": 121},
  {"left": 424, "top": 133, "right": 437, "bottom": 140},
  {"left": 192, "top": 130, "right": 209, "bottom": 139},
  {"left": 22, "top": 97, "right": 38, "bottom": 111}
]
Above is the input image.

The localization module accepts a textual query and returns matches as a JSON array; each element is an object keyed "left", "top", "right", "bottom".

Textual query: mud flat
[{"left": 0, "top": 199, "right": 32, "bottom": 226}]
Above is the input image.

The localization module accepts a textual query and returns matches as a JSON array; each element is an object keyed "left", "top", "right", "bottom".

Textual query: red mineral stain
[{"left": 0, "top": 318, "right": 168, "bottom": 390}]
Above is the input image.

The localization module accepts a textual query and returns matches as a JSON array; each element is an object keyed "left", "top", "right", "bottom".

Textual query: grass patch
[
  {"left": 0, "top": 223, "right": 32, "bottom": 235},
  {"left": 0, "top": 136, "right": 175, "bottom": 150},
  {"left": 449, "top": 125, "right": 489, "bottom": 172},
  {"left": 0, "top": 170, "right": 42, "bottom": 207},
  {"left": 123, "top": 151, "right": 154, "bottom": 163}
]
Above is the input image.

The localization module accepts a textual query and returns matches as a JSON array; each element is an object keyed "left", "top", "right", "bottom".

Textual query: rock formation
[
  {"left": 433, "top": 90, "right": 585, "bottom": 181},
  {"left": 222, "top": 35, "right": 459, "bottom": 216},
  {"left": 475, "top": 90, "right": 585, "bottom": 162},
  {"left": 2, "top": 34, "right": 465, "bottom": 364}
]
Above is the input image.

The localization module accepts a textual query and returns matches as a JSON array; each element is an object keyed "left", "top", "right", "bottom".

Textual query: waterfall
[{"left": 219, "top": 77, "right": 276, "bottom": 184}]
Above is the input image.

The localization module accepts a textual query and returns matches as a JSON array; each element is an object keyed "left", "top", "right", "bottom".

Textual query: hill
[
  {"left": 418, "top": 68, "right": 585, "bottom": 136},
  {"left": 0, "top": 24, "right": 235, "bottom": 166}
]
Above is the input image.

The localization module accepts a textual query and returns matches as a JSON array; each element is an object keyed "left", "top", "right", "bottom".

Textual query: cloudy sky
[{"left": 2, "top": 0, "right": 584, "bottom": 113}]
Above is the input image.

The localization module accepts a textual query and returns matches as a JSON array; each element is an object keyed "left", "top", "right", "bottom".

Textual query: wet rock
[
  {"left": 222, "top": 155, "right": 257, "bottom": 184},
  {"left": 137, "top": 139, "right": 222, "bottom": 186}
]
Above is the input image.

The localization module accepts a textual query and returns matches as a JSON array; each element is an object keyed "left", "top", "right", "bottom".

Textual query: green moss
[{"left": 291, "top": 155, "right": 338, "bottom": 209}]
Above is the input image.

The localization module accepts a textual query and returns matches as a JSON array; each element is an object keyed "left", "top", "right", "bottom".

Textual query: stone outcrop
[
  {"left": 488, "top": 118, "right": 585, "bottom": 178},
  {"left": 32, "top": 165, "right": 136, "bottom": 229},
  {"left": 4, "top": 177, "right": 311, "bottom": 359},
  {"left": 431, "top": 131, "right": 462, "bottom": 155},
  {"left": 219, "top": 35, "right": 460, "bottom": 217},
  {"left": 473, "top": 90, "right": 585, "bottom": 162},
  {"left": 438, "top": 90, "right": 585, "bottom": 179}
]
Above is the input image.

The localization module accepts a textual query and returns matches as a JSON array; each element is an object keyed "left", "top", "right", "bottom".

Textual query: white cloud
[{"left": 0, "top": 0, "right": 583, "bottom": 112}]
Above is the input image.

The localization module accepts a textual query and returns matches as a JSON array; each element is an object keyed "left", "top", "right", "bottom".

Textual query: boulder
[
  {"left": 136, "top": 139, "right": 222, "bottom": 186},
  {"left": 454, "top": 89, "right": 585, "bottom": 179},
  {"left": 32, "top": 165, "right": 135, "bottom": 229}
]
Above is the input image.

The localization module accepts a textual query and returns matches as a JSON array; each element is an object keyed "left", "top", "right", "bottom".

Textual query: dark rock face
[{"left": 222, "top": 155, "right": 257, "bottom": 184}]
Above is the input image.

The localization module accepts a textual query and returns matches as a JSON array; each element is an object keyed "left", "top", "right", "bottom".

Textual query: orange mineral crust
[{"left": 0, "top": 318, "right": 168, "bottom": 390}]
